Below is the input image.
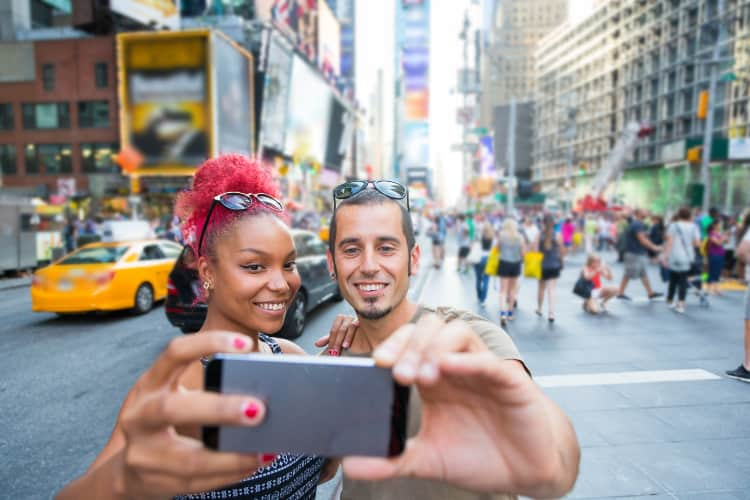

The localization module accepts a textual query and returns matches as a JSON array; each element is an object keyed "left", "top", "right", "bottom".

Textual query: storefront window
[{"left": 81, "top": 143, "right": 118, "bottom": 173}]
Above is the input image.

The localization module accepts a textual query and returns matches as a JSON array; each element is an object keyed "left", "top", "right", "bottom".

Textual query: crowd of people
[{"left": 422, "top": 203, "right": 750, "bottom": 383}]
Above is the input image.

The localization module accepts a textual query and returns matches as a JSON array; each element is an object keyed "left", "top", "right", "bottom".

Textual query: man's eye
[
  {"left": 380, "top": 246, "right": 396, "bottom": 253},
  {"left": 343, "top": 248, "right": 359, "bottom": 255}
]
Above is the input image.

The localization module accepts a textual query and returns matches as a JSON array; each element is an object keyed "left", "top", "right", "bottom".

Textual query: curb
[{"left": 0, "top": 279, "right": 31, "bottom": 292}]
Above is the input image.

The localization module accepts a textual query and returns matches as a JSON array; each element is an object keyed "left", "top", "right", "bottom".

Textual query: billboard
[
  {"left": 325, "top": 96, "right": 353, "bottom": 171},
  {"left": 317, "top": 0, "right": 340, "bottom": 78},
  {"left": 260, "top": 33, "right": 294, "bottom": 153},
  {"left": 254, "top": 0, "right": 318, "bottom": 62},
  {"left": 284, "top": 56, "right": 332, "bottom": 164},
  {"left": 118, "top": 31, "right": 210, "bottom": 168},
  {"left": 212, "top": 33, "right": 253, "bottom": 157},
  {"left": 403, "top": 122, "right": 429, "bottom": 167},
  {"left": 111, "top": 0, "right": 180, "bottom": 30}
]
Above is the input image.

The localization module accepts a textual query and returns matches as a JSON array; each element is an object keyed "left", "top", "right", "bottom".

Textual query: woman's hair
[
  {"left": 707, "top": 220, "right": 720, "bottom": 234},
  {"left": 585, "top": 253, "right": 600, "bottom": 267},
  {"left": 500, "top": 218, "right": 520, "bottom": 242},
  {"left": 481, "top": 221, "right": 494, "bottom": 240},
  {"left": 677, "top": 207, "right": 691, "bottom": 221},
  {"left": 175, "top": 154, "right": 285, "bottom": 257},
  {"left": 542, "top": 215, "right": 555, "bottom": 250}
]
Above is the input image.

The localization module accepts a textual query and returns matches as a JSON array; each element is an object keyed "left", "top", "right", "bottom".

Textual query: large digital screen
[
  {"left": 111, "top": 0, "right": 180, "bottom": 30},
  {"left": 212, "top": 33, "right": 253, "bottom": 157},
  {"left": 260, "top": 33, "right": 293, "bottom": 152},
  {"left": 317, "top": 0, "right": 340, "bottom": 77},
  {"left": 325, "top": 96, "right": 353, "bottom": 171},
  {"left": 284, "top": 56, "right": 331, "bottom": 165}
]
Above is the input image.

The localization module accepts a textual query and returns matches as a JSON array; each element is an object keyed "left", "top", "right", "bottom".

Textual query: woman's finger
[
  {"left": 126, "top": 391, "right": 266, "bottom": 430},
  {"left": 144, "top": 333, "right": 253, "bottom": 389}
]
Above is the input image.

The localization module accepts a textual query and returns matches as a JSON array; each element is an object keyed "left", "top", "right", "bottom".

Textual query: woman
[
  {"left": 648, "top": 215, "right": 665, "bottom": 262},
  {"left": 561, "top": 217, "right": 576, "bottom": 251},
  {"left": 663, "top": 208, "right": 702, "bottom": 313},
  {"left": 58, "top": 155, "right": 349, "bottom": 499},
  {"left": 706, "top": 220, "right": 727, "bottom": 295},
  {"left": 473, "top": 216, "right": 495, "bottom": 305},
  {"left": 537, "top": 215, "right": 565, "bottom": 323},
  {"left": 496, "top": 218, "right": 525, "bottom": 326},
  {"left": 581, "top": 254, "right": 618, "bottom": 314}
]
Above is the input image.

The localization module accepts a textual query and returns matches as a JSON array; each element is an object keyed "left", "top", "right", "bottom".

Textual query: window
[
  {"left": 94, "top": 62, "right": 108, "bottom": 88},
  {"left": 24, "top": 144, "right": 72, "bottom": 174},
  {"left": 81, "top": 142, "right": 118, "bottom": 173},
  {"left": 0, "top": 145, "right": 16, "bottom": 175},
  {"left": 159, "top": 242, "right": 182, "bottom": 259},
  {"left": 140, "top": 245, "right": 166, "bottom": 261},
  {"left": 78, "top": 101, "right": 110, "bottom": 128},
  {"left": 42, "top": 64, "right": 55, "bottom": 91},
  {"left": 22, "top": 103, "right": 70, "bottom": 129},
  {"left": 0, "top": 104, "right": 13, "bottom": 130}
]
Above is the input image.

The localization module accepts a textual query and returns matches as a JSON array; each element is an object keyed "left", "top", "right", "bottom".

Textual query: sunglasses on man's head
[
  {"left": 332, "top": 180, "right": 409, "bottom": 211},
  {"left": 197, "top": 192, "right": 284, "bottom": 255}
]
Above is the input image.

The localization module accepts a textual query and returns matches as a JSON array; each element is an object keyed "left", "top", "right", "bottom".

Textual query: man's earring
[
  {"left": 330, "top": 272, "right": 336, "bottom": 280},
  {"left": 203, "top": 279, "right": 213, "bottom": 291}
]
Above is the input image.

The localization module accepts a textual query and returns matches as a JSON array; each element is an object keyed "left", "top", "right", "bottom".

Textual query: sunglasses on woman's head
[
  {"left": 197, "top": 192, "right": 284, "bottom": 255},
  {"left": 332, "top": 180, "right": 409, "bottom": 211}
]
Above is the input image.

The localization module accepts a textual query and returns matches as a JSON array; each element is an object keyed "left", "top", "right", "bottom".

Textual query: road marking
[{"left": 536, "top": 369, "right": 721, "bottom": 388}]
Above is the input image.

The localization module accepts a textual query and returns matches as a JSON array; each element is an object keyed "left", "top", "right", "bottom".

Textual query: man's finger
[
  {"left": 145, "top": 333, "right": 253, "bottom": 389},
  {"left": 128, "top": 391, "right": 266, "bottom": 430},
  {"left": 391, "top": 314, "right": 446, "bottom": 384},
  {"left": 342, "top": 321, "right": 358, "bottom": 349},
  {"left": 314, "top": 335, "right": 330, "bottom": 348},
  {"left": 372, "top": 323, "right": 416, "bottom": 367}
]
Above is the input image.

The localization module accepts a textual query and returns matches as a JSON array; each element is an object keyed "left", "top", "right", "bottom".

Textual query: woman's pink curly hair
[{"left": 175, "top": 154, "right": 286, "bottom": 256}]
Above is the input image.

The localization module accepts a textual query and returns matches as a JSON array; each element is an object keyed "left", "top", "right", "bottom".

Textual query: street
[{"left": 1, "top": 246, "right": 749, "bottom": 499}]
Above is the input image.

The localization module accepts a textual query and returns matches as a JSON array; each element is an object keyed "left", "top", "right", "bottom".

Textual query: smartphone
[{"left": 203, "top": 354, "right": 410, "bottom": 457}]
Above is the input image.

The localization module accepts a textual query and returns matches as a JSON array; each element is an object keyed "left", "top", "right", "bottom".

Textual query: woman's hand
[
  {"left": 314, "top": 314, "right": 359, "bottom": 356},
  {"left": 114, "top": 333, "right": 272, "bottom": 499}
]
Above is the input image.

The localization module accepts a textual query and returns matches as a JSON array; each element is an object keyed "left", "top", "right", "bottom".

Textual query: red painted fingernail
[
  {"left": 262, "top": 453, "right": 277, "bottom": 463},
  {"left": 328, "top": 349, "right": 339, "bottom": 356},
  {"left": 244, "top": 402, "right": 259, "bottom": 419},
  {"left": 234, "top": 337, "right": 247, "bottom": 349}
]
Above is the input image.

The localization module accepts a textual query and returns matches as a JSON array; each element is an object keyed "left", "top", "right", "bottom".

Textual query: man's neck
[{"left": 350, "top": 299, "right": 419, "bottom": 353}]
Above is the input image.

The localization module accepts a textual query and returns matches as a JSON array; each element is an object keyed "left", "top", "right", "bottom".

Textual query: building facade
[
  {"left": 534, "top": 0, "right": 750, "bottom": 213},
  {"left": 0, "top": 35, "right": 120, "bottom": 198}
]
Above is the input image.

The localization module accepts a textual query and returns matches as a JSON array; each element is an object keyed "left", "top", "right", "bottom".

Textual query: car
[
  {"left": 165, "top": 229, "right": 342, "bottom": 338},
  {"left": 31, "top": 239, "right": 183, "bottom": 315}
]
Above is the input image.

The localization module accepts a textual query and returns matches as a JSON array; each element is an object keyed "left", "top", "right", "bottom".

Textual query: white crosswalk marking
[{"left": 535, "top": 369, "right": 721, "bottom": 388}]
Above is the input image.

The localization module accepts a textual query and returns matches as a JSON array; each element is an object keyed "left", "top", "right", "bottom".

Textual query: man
[
  {"left": 726, "top": 216, "right": 750, "bottom": 382},
  {"left": 325, "top": 185, "right": 580, "bottom": 499},
  {"left": 617, "top": 208, "right": 664, "bottom": 301}
]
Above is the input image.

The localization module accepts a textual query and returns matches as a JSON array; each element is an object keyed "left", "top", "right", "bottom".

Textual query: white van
[{"left": 100, "top": 220, "right": 155, "bottom": 242}]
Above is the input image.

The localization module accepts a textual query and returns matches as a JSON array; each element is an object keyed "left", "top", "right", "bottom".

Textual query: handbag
[
  {"left": 484, "top": 247, "right": 500, "bottom": 276},
  {"left": 572, "top": 273, "right": 594, "bottom": 299},
  {"left": 523, "top": 251, "right": 543, "bottom": 279}
]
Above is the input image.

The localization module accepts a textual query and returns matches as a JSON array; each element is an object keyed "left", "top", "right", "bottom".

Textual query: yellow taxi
[{"left": 30, "top": 239, "right": 183, "bottom": 315}]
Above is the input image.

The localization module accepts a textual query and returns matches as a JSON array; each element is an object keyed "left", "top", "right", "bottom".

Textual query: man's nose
[{"left": 360, "top": 248, "right": 379, "bottom": 274}]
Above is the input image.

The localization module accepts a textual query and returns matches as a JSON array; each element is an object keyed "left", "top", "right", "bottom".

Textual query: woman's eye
[
  {"left": 284, "top": 261, "right": 297, "bottom": 270},
  {"left": 241, "top": 264, "right": 263, "bottom": 271}
]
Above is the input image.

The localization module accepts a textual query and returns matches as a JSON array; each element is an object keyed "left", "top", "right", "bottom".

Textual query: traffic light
[
  {"left": 697, "top": 90, "right": 709, "bottom": 120},
  {"left": 686, "top": 146, "right": 702, "bottom": 164}
]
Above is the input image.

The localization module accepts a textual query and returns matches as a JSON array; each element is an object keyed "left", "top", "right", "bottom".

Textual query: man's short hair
[{"left": 328, "top": 189, "right": 415, "bottom": 255}]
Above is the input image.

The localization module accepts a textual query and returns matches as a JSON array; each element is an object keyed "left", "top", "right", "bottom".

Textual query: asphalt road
[{"left": 0, "top": 286, "right": 355, "bottom": 499}]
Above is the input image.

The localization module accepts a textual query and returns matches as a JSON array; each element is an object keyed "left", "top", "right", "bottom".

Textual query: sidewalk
[{"left": 419, "top": 249, "right": 750, "bottom": 499}]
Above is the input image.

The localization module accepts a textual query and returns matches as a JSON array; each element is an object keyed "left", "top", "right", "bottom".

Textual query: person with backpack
[
  {"left": 617, "top": 208, "right": 663, "bottom": 301},
  {"left": 537, "top": 215, "right": 564, "bottom": 323},
  {"left": 661, "top": 207, "right": 702, "bottom": 314}
]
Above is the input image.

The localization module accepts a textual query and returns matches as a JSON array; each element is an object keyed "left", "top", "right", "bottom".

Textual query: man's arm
[{"left": 637, "top": 231, "right": 661, "bottom": 252}]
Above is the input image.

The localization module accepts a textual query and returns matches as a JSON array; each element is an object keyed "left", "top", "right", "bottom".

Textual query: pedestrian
[
  {"left": 456, "top": 213, "right": 471, "bottom": 273},
  {"left": 472, "top": 217, "right": 494, "bottom": 305},
  {"left": 647, "top": 215, "right": 665, "bottom": 263},
  {"left": 63, "top": 218, "right": 77, "bottom": 253},
  {"left": 561, "top": 217, "right": 576, "bottom": 252},
  {"left": 537, "top": 215, "right": 565, "bottom": 323},
  {"left": 705, "top": 220, "right": 727, "bottom": 295},
  {"left": 323, "top": 181, "right": 580, "bottom": 498},
  {"left": 724, "top": 216, "right": 738, "bottom": 278},
  {"left": 580, "top": 253, "right": 618, "bottom": 314},
  {"left": 615, "top": 213, "right": 629, "bottom": 262},
  {"left": 496, "top": 218, "right": 525, "bottom": 326},
  {"left": 429, "top": 211, "right": 447, "bottom": 269},
  {"left": 57, "top": 154, "right": 351, "bottom": 499},
  {"left": 584, "top": 215, "right": 597, "bottom": 254},
  {"left": 726, "top": 211, "right": 750, "bottom": 382},
  {"left": 520, "top": 216, "right": 540, "bottom": 250},
  {"left": 661, "top": 207, "right": 702, "bottom": 314},
  {"left": 617, "top": 208, "right": 663, "bottom": 301}
]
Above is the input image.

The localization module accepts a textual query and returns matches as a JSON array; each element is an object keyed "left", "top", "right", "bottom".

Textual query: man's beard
[{"left": 356, "top": 297, "right": 393, "bottom": 320}]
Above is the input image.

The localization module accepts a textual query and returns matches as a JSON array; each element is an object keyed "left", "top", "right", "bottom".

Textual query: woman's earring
[{"left": 203, "top": 279, "right": 213, "bottom": 291}]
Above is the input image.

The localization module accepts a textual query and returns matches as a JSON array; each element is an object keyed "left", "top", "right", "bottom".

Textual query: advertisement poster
[
  {"left": 284, "top": 56, "right": 331, "bottom": 165},
  {"left": 254, "top": 0, "right": 318, "bottom": 62},
  {"left": 317, "top": 0, "right": 340, "bottom": 78},
  {"left": 325, "top": 96, "right": 353, "bottom": 171},
  {"left": 479, "top": 135, "right": 495, "bottom": 175},
  {"left": 121, "top": 34, "right": 210, "bottom": 167},
  {"left": 110, "top": 0, "right": 180, "bottom": 30},
  {"left": 399, "top": 0, "right": 430, "bottom": 167},
  {"left": 212, "top": 33, "right": 253, "bottom": 157},
  {"left": 403, "top": 122, "right": 429, "bottom": 168},
  {"left": 261, "top": 34, "right": 293, "bottom": 152}
]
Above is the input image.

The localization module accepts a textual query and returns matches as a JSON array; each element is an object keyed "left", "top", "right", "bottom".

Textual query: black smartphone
[{"left": 203, "top": 354, "right": 410, "bottom": 457}]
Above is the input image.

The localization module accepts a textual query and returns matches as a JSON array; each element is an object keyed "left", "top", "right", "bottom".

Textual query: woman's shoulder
[{"left": 273, "top": 337, "right": 306, "bottom": 355}]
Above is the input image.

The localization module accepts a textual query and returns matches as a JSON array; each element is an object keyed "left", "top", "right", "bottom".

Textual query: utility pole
[
  {"left": 700, "top": 0, "right": 725, "bottom": 213},
  {"left": 506, "top": 98, "right": 516, "bottom": 215},
  {"left": 460, "top": 11, "right": 470, "bottom": 191},
  {"left": 565, "top": 107, "right": 577, "bottom": 212}
]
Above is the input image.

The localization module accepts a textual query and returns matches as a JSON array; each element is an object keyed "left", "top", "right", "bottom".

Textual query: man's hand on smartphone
[
  {"left": 341, "top": 314, "right": 579, "bottom": 498},
  {"left": 114, "top": 333, "right": 274, "bottom": 500},
  {"left": 314, "top": 314, "right": 359, "bottom": 356}
]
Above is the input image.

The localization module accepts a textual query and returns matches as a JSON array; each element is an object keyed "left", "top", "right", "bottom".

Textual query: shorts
[
  {"left": 541, "top": 267, "right": 561, "bottom": 281},
  {"left": 432, "top": 238, "right": 444, "bottom": 247},
  {"left": 591, "top": 288, "right": 602, "bottom": 300},
  {"left": 563, "top": 241, "right": 573, "bottom": 248},
  {"left": 624, "top": 252, "right": 648, "bottom": 279},
  {"left": 458, "top": 246, "right": 470, "bottom": 258},
  {"left": 744, "top": 288, "right": 750, "bottom": 321},
  {"left": 498, "top": 260, "right": 521, "bottom": 278}
]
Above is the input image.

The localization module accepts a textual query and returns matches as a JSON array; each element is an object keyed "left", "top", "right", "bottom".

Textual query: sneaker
[
  {"left": 675, "top": 304, "right": 685, "bottom": 314},
  {"left": 726, "top": 365, "right": 750, "bottom": 383},
  {"left": 666, "top": 301, "right": 676, "bottom": 309},
  {"left": 617, "top": 294, "right": 632, "bottom": 301},
  {"left": 648, "top": 292, "right": 664, "bottom": 300}
]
